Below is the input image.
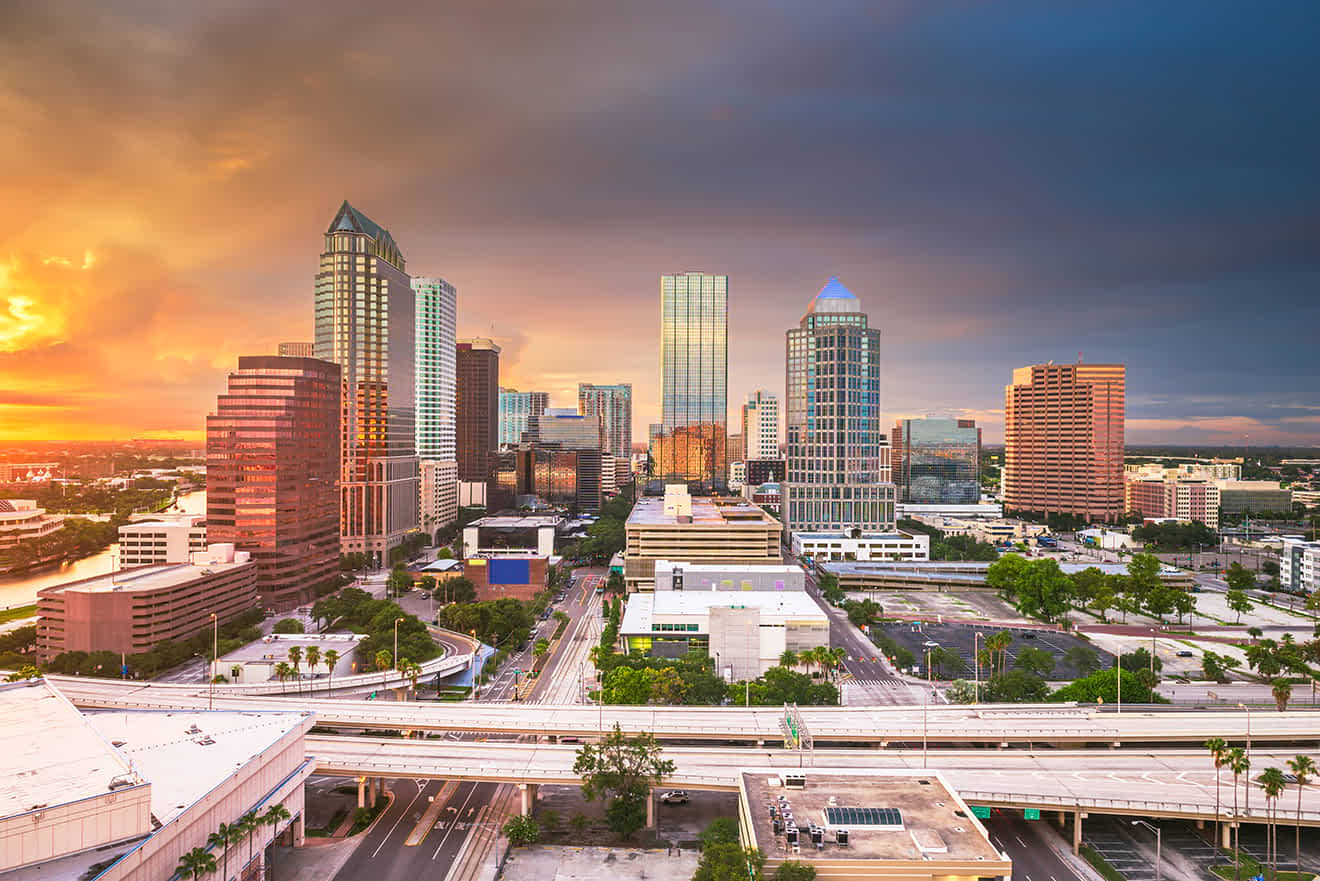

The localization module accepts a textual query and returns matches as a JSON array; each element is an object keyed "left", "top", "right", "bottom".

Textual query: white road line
[
  {"left": 432, "top": 783, "right": 483, "bottom": 860},
  {"left": 370, "top": 782, "right": 428, "bottom": 858}
]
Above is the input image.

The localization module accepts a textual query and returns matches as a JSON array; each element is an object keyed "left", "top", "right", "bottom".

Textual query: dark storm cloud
[{"left": 1, "top": 0, "right": 1315, "bottom": 440}]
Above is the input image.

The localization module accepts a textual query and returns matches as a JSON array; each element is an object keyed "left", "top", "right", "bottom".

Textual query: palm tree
[
  {"left": 287, "top": 646, "right": 303, "bottom": 693},
  {"left": 323, "top": 648, "right": 340, "bottom": 691},
  {"left": 175, "top": 846, "right": 216, "bottom": 880},
  {"left": 829, "top": 646, "right": 847, "bottom": 680},
  {"left": 238, "top": 810, "right": 260, "bottom": 870},
  {"left": 207, "top": 821, "right": 241, "bottom": 880},
  {"left": 400, "top": 658, "right": 422, "bottom": 698},
  {"left": 375, "top": 649, "right": 392, "bottom": 687},
  {"left": 1228, "top": 747, "right": 1250, "bottom": 879},
  {"left": 261, "top": 803, "right": 292, "bottom": 880},
  {"left": 1206, "top": 737, "right": 1229, "bottom": 856},
  {"left": 1287, "top": 755, "right": 1315, "bottom": 875},
  {"left": 273, "top": 662, "right": 293, "bottom": 688},
  {"left": 305, "top": 645, "right": 321, "bottom": 682},
  {"left": 1257, "top": 767, "right": 1287, "bottom": 877},
  {"left": 779, "top": 649, "right": 798, "bottom": 669},
  {"left": 1271, "top": 678, "right": 1292, "bottom": 712}
]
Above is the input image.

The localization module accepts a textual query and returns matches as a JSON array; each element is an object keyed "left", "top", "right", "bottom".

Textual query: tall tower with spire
[
  {"left": 784, "top": 277, "right": 894, "bottom": 533},
  {"left": 314, "top": 201, "right": 419, "bottom": 563}
]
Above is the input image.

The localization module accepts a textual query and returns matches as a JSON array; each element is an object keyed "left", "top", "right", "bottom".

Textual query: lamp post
[
  {"left": 208, "top": 612, "right": 217, "bottom": 711},
  {"left": 1131, "top": 820, "right": 1162, "bottom": 881},
  {"left": 1116, "top": 654, "right": 1122, "bottom": 714},
  {"left": 922, "top": 688, "right": 929, "bottom": 769},
  {"left": 394, "top": 617, "right": 404, "bottom": 670},
  {"left": 974, "top": 632, "right": 982, "bottom": 704},
  {"left": 470, "top": 629, "right": 479, "bottom": 700},
  {"left": 1239, "top": 702, "right": 1252, "bottom": 812}
]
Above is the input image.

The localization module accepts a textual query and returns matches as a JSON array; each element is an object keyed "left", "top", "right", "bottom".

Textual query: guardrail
[{"left": 957, "top": 790, "right": 1320, "bottom": 824}]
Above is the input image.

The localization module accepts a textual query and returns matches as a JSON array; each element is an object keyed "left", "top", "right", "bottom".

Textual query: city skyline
[{"left": 2, "top": 2, "right": 1317, "bottom": 446}]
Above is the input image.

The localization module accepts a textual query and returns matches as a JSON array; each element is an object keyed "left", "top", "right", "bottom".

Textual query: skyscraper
[
  {"left": 499, "top": 388, "right": 549, "bottom": 446},
  {"left": 206, "top": 355, "right": 340, "bottom": 608},
  {"left": 414, "top": 277, "right": 458, "bottom": 537},
  {"left": 1003, "top": 362, "right": 1125, "bottom": 522},
  {"left": 652, "top": 272, "right": 727, "bottom": 488},
  {"left": 456, "top": 338, "right": 500, "bottom": 484},
  {"left": 314, "top": 201, "right": 418, "bottom": 562},
  {"left": 741, "top": 390, "right": 780, "bottom": 460},
  {"left": 578, "top": 383, "right": 632, "bottom": 460},
  {"left": 892, "top": 418, "right": 982, "bottom": 504},
  {"left": 784, "top": 277, "right": 894, "bottom": 532}
]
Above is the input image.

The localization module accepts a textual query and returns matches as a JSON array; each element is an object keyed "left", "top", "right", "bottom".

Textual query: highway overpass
[{"left": 53, "top": 677, "right": 1320, "bottom": 747}]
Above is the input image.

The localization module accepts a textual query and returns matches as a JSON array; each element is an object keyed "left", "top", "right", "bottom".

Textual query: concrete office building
[
  {"left": 117, "top": 513, "right": 207, "bottom": 566},
  {"left": 499, "top": 387, "right": 549, "bottom": 446},
  {"left": 277, "top": 341, "right": 314, "bottom": 357},
  {"left": 892, "top": 417, "right": 981, "bottom": 504},
  {"left": 457, "top": 338, "right": 501, "bottom": 489},
  {"left": 791, "top": 531, "right": 930, "bottom": 563},
  {"left": 1003, "top": 362, "right": 1125, "bottom": 523},
  {"left": 35, "top": 547, "right": 258, "bottom": 662},
  {"left": 1279, "top": 537, "right": 1320, "bottom": 594},
  {"left": 579, "top": 382, "right": 633, "bottom": 461},
  {"left": 727, "top": 433, "right": 745, "bottom": 467},
  {"left": 462, "top": 515, "right": 561, "bottom": 558},
  {"left": 1125, "top": 476, "right": 1220, "bottom": 528},
  {"left": 620, "top": 591, "right": 828, "bottom": 680},
  {"left": 784, "top": 277, "right": 896, "bottom": 533},
  {"left": 750, "top": 480, "right": 782, "bottom": 514},
  {"left": 729, "top": 460, "right": 747, "bottom": 491},
  {"left": 624, "top": 485, "right": 781, "bottom": 591},
  {"left": 1215, "top": 480, "right": 1293, "bottom": 517},
  {"left": 0, "top": 499, "right": 62, "bottom": 561},
  {"left": 654, "top": 559, "right": 805, "bottom": 592},
  {"left": 651, "top": 272, "right": 728, "bottom": 489},
  {"left": 414, "top": 276, "right": 459, "bottom": 535},
  {"left": 742, "top": 390, "right": 780, "bottom": 460},
  {"left": 314, "top": 201, "right": 418, "bottom": 561},
  {"left": 0, "top": 679, "right": 311, "bottom": 881},
  {"left": 207, "top": 355, "right": 340, "bottom": 608}
]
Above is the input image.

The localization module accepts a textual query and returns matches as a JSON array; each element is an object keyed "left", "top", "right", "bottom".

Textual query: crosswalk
[{"left": 842, "top": 674, "right": 905, "bottom": 687}]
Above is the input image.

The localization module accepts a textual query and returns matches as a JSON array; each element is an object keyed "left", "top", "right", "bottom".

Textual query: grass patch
[
  {"left": 305, "top": 807, "right": 349, "bottom": 838},
  {"left": 1211, "top": 849, "right": 1314, "bottom": 881},
  {"left": 1080, "top": 844, "right": 1128, "bottom": 881},
  {"left": 0, "top": 604, "right": 37, "bottom": 625},
  {"left": 349, "top": 803, "right": 386, "bottom": 835}
]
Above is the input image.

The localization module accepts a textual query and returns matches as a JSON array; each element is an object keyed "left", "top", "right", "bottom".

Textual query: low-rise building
[
  {"left": 35, "top": 546, "right": 258, "bottom": 662},
  {"left": 903, "top": 514, "right": 1047, "bottom": 545},
  {"left": 116, "top": 512, "right": 207, "bottom": 566},
  {"left": 897, "top": 502, "right": 1003, "bottom": 519},
  {"left": 1215, "top": 480, "right": 1293, "bottom": 517},
  {"left": 737, "top": 769, "right": 1010, "bottom": 881},
  {"left": 750, "top": 481, "right": 782, "bottom": 514},
  {"left": 215, "top": 632, "right": 363, "bottom": 683},
  {"left": 624, "top": 486, "right": 782, "bottom": 591},
  {"left": 824, "top": 559, "right": 1193, "bottom": 592},
  {"left": 791, "top": 530, "right": 930, "bottom": 563},
  {"left": 462, "top": 514, "right": 561, "bottom": 558},
  {"left": 654, "top": 559, "right": 804, "bottom": 592},
  {"left": 1279, "top": 537, "right": 1320, "bottom": 594},
  {"left": 1125, "top": 476, "right": 1220, "bottom": 528},
  {"left": 620, "top": 590, "right": 828, "bottom": 680},
  {"left": 0, "top": 499, "right": 62, "bottom": 557},
  {"left": 1078, "top": 527, "right": 1139, "bottom": 550},
  {"left": 0, "top": 679, "right": 311, "bottom": 881},
  {"left": 464, "top": 556, "right": 550, "bottom": 601}
]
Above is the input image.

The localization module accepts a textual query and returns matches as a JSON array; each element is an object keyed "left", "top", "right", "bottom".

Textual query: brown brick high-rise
[
  {"left": 207, "top": 355, "right": 341, "bottom": 609},
  {"left": 1003, "top": 362, "right": 1125, "bottom": 523},
  {"left": 456, "top": 338, "right": 500, "bottom": 483}
]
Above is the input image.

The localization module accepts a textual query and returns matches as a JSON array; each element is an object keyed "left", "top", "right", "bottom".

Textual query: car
[
  {"left": 921, "top": 640, "right": 939, "bottom": 649},
  {"left": 659, "top": 790, "right": 690, "bottom": 805},
  {"left": 556, "top": 593, "right": 566, "bottom": 602},
  {"left": 1176, "top": 650, "right": 1195, "bottom": 658},
  {"left": 420, "top": 591, "right": 430, "bottom": 599},
  {"left": 1021, "top": 632, "right": 1037, "bottom": 640}
]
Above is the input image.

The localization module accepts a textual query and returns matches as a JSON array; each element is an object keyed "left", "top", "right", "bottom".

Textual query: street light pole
[
  {"left": 209, "top": 612, "right": 217, "bottom": 711},
  {"left": 922, "top": 689, "right": 928, "bottom": 769},
  {"left": 1132, "top": 820, "right": 1162, "bottom": 881},
  {"left": 394, "top": 617, "right": 404, "bottom": 671},
  {"left": 974, "top": 632, "right": 981, "bottom": 704},
  {"left": 1239, "top": 702, "right": 1252, "bottom": 812}
]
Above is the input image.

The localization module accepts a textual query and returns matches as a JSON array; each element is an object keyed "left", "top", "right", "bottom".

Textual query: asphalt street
[{"left": 985, "top": 814, "right": 1087, "bottom": 881}]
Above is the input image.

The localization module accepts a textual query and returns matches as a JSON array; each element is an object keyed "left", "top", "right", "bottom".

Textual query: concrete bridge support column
[
  {"left": 1057, "top": 811, "right": 1066, "bottom": 826},
  {"left": 292, "top": 812, "right": 305, "bottom": 848},
  {"left": 357, "top": 777, "right": 367, "bottom": 808},
  {"left": 1072, "top": 811, "right": 1084, "bottom": 855},
  {"left": 1222, "top": 822, "right": 1234, "bottom": 849},
  {"left": 1196, "top": 819, "right": 1205, "bottom": 830},
  {"left": 519, "top": 783, "right": 538, "bottom": 815},
  {"left": 646, "top": 789, "right": 656, "bottom": 829}
]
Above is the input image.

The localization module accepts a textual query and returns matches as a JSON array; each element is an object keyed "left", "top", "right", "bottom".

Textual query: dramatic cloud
[{"left": 1, "top": 0, "right": 1316, "bottom": 442}]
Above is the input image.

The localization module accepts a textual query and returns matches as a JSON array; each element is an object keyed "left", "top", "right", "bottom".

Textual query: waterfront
[{"left": 0, "top": 490, "right": 205, "bottom": 610}]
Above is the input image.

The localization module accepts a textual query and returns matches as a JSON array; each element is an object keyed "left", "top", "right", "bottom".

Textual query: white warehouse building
[
  {"left": 620, "top": 590, "right": 829, "bottom": 682},
  {"left": 791, "top": 530, "right": 930, "bottom": 563},
  {"left": 653, "top": 559, "right": 805, "bottom": 592}
]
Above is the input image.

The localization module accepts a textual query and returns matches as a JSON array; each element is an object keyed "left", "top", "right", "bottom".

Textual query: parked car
[
  {"left": 659, "top": 790, "right": 690, "bottom": 805},
  {"left": 1176, "top": 650, "right": 1195, "bottom": 658}
]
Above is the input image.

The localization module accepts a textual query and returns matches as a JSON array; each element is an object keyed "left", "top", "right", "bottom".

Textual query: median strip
[{"left": 406, "top": 780, "right": 459, "bottom": 846}]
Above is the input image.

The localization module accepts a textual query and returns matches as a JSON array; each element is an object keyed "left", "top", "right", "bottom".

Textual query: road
[{"left": 985, "top": 815, "right": 1086, "bottom": 881}]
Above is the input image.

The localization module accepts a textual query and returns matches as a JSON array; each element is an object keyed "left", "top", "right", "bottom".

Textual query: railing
[{"left": 957, "top": 790, "right": 1320, "bottom": 824}]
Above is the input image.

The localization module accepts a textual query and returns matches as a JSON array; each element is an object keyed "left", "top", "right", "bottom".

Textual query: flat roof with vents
[{"left": 823, "top": 806, "right": 903, "bottom": 828}]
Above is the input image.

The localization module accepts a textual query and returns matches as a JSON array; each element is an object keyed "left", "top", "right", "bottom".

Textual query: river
[{"left": 0, "top": 490, "right": 206, "bottom": 611}]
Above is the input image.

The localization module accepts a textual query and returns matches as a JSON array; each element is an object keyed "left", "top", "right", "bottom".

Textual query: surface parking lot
[{"left": 879, "top": 620, "right": 1116, "bottom": 680}]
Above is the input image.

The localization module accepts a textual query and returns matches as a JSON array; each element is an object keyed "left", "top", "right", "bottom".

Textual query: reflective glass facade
[
  {"left": 414, "top": 277, "right": 458, "bottom": 533},
  {"left": 313, "top": 201, "right": 419, "bottom": 561},
  {"left": 578, "top": 383, "right": 633, "bottom": 460},
  {"left": 498, "top": 388, "right": 548, "bottom": 446},
  {"left": 893, "top": 418, "right": 981, "bottom": 504},
  {"left": 653, "top": 272, "right": 727, "bottom": 488},
  {"left": 206, "top": 356, "right": 340, "bottom": 609},
  {"left": 784, "top": 278, "right": 895, "bottom": 532}
]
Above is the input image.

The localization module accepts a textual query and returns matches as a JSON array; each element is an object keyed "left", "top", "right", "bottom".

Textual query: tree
[
  {"left": 261, "top": 803, "right": 292, "bottom": 879},
  {"left": 816, "top": 571, "right": 844, "bottom": 605},
  {"left": 774, "top": 862, "right": 817, "bottom": 881},
  {"left": 944, "top": 679, "right": 978, "bottom": 703},
  {"left": 1012, "top": 558, "right": 1074, "bottom": 623},
  {"left": 287, "top": 645, "right": 303, "bottom": 683},
  {"left": 1201, "top": 651, "right": 1238, "bottom": 682},
  {"left": 238, "top": 809, "right": 260, "bottom": 866},
  {"left": 175, "top": 846, "right": 216, "bottom": 880},
  {"left": 573, "top": 724, "right": 675, "bottom": 839},
  {"left": 1287, "top": 755, "right": 1315, "bottom": 875},
  {"left": 984, "top": 630, "right": 1013, "bottom": 676},
  {"left": 986, "top": 554, "right": 1028, "bottom": 598},
  {"left": 1090, "top": 584, "right": 1117, "bottom": 622},
  {"left": 1126, "top": 553, "right": 1162, "bottom": 606},
  {"left": 1143, "top": 584, "right": 1180, "bottom": 622},
  {"left": 699, "top": 817, "right": 741, "bottom": 847},
  {"left": 1171, "top": 590, "right": 1196, "bottom": 625},
  {"left": 985, "top": 670, "right": 1047, "bottom": 703},
  {"left": 1048, "top": 668, "right": 1165, "bottom": 705},
  {"left": 1206, "top": 737, "right": 1229, "bottom": 861},
  {"left": 692, "top": 842, "right": 764, "bottom": 881},
  {"left": 845, "top": 598, "right": 883, "bottom": 628},
  {"left": 273, "top": 618, "right": 305, "bottom": 634},
  {"left": 1257, "top": 767, "right": 1286, "bottom": 877},
  {"left": 1064, "top": 645, "right": 1099, "bottom": 676},
  {"left": 1271, "top": 678, "right": 1292, "bottom": 712},
  {"left": 779, "top": 649, "right": 798, "bottom": 668},
  {"left": 502, "top": 813, "right": 540, "bottom": 847},
  {"left": 1227, "top": 747, "right": 1250, "bottom": 879},
  {"left": 273, "top": 662, "right": 293, "bottom": 686},
  {"left": 208, "top": 822, "right": 241, "bottom": 881},
  {"left": 323, "top": 648, "right": 340, "bottom": 689},
  {"left": 1120, "top": 648, "right": 1162, "bottom": 675},
  {"left": 305, "top": 645, "right": 321, "bottom": 679},
  {"left": 1226, "top": 562, "right": 1257, "bottom": 595},
  {"left": 375, "top": 649, "right": 392, "bottom": 686},
  {"left": 387, "top": 567, "right": 413, "bottom": 599},
  {"left": 1014, "top": 645, "right": 1055, "bottom": 677},
  {"left": 648, "top": 666, "right": 689, "bottom": 705},
  {"left": 1225, "top": 589, "right": 1254, "bottom": 624}
]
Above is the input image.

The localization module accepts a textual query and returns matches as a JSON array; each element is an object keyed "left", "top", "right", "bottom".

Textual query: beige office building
[
  {"left": 624, "top": 485, "right": 781, "bottom": 591},
  {"left": 116, "top": 513, "right": 207, "bottom": 566}
]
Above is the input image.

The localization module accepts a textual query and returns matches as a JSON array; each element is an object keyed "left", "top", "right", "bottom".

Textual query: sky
[{"left": 2, "top": 0, "right": 1317, "bottom": 446}]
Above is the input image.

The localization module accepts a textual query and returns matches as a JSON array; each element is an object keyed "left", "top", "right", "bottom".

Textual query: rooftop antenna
[{"left": 1078, "top": 351, "right": 1084, "bottom": 364}]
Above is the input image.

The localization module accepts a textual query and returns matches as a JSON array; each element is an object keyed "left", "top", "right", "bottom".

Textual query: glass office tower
[
  {"left": 313, "top": 201, "right": 419, "bottom": 563},
  {"left": 893, "top": 418, "right": 982, "bottom": 504},
  {"left": 499, "top": 388, "right": 549, "bottom": 446},
  {"left": 784, "top": 277, "right": 895, "bottom": 532},
  {"left": 414, "top": 276, "right": 458, "bottom": 534},
  {"left": 652, "top": 272, "right": 727, "bottom": 490},
  {"left": 579, "top": 383, "right": 633, "bottom": 461}
]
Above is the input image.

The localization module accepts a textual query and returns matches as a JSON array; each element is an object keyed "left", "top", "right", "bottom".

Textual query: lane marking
[
  {"left": 432, "top": 783, "right": 483, "bottom": 860},
  {"left": 370, "top": 781, "right": 428, "bottom": 858}
]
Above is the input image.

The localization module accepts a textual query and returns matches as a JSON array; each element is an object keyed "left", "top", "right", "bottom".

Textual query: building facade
[
  {"left": 117, "top": 513, "right": 207, "bottom": 567},
  {"left": 414, "top": 276, "right": 459, "bottom": 535},
  {"left": 892, "top": 418, "right": 981, "bottom": 505},
  {"left": 1215, "top": 480, "right": 1293, "bottom": 518},
  {"left": 36, "top": 551, "right": 258, "bottom": 662},
  {"left": 314, "top": 201, "right": 419, "bottom": 561},
  {"left": 784, "top": 277, "right": 895, "bottom": 533},
  {"left": 498, "top": 387, "right": 549, "bottom": 446},
  {"left": 0, "top": 499, "right": 62, "bottom": 567},
  {"left": 651, "top": 272, "right": 728, "bottom": 489},
  {"left": 276, "top": 341, "right": 314, "bottom": 357},
  {"left": 457, "top": 339, "right": 501, "bottom": 484},
  {"left": 1279, "top": 537, "right": 1320, "bottom": 594},
  {"left": 741, "top": 390, "right": 780, "bottom": 460},
  {"left": 206, "top": 355, "right": 341, "bottom": 607},
  {"left": 1124, "top": 476, "right": 1220, "bottom": 528},
  {"left": 1002, "top": 362, "right": 1125, "bottom": 523},
  {"left": 579, "top": 382, "right": 633, "bottom": 461}
]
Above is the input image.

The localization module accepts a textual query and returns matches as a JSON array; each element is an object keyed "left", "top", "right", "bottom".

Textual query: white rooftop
[
  {"left": 622, "top": 590, "right": 826, "bottom": 633},
  {"left": 39, "top": 560, "right": 252, "bottom": 595},
  {"left": 468, "top": 515, "right": 563, "bottom": 529}
]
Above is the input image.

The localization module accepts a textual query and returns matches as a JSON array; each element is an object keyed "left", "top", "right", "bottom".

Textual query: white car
[{"left": 659, "top": 790, "right": 690, "bottom": 805}]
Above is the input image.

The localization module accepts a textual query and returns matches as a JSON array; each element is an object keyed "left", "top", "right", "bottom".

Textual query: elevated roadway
[
  {"left": 52, "top": 677, "right": 1320, "bottom": 747},
  {"left": 307, "top": 737, "right": 1320, "bottom": 827}
]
